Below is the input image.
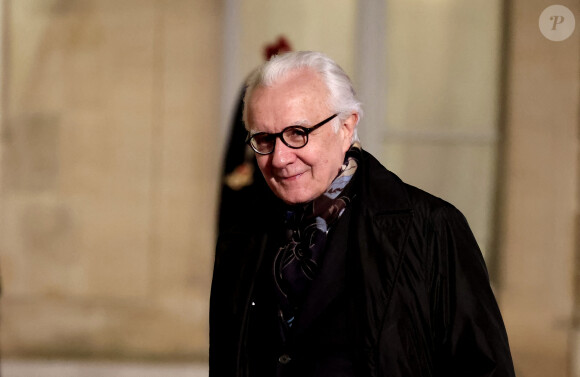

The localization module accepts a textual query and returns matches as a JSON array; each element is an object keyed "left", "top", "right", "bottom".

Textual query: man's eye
[
  {"left": 254, "top": 134, "right": 274, "bottom": 144},
  {"left": 286, "top": 128, "right": 306, "bottom": 138}
]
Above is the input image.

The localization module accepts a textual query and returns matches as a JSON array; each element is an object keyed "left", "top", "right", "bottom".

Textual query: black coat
[{"left": 210, "top": 150, "right": 515, "bottom": 377}]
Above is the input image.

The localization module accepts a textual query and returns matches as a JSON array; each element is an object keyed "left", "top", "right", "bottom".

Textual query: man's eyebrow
[{"left": 292, "top": 119, "right": 310, "bottom": 127}]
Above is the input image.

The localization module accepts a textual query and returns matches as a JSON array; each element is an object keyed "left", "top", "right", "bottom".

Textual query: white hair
[{"left": 242, "top": 51, "right": 363, "bottom": 142}]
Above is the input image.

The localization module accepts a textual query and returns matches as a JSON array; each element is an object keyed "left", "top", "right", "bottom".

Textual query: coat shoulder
[{"left": 359, "top": 150, "right": 460, "bottom": 220}]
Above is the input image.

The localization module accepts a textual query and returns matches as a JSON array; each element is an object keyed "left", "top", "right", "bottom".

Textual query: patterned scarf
[{"left": 273, "top": 143, "right": 361, "bottom": 325}]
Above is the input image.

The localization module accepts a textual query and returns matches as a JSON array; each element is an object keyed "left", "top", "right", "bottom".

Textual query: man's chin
[{"left": 275, "top": 190, "right": 316, "bottom": 206}]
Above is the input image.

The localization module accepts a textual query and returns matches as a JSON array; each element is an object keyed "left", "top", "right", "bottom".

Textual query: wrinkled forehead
[
  {"left": 246, "top": 72, "right": 329, "bottom": 118},
  {"left": 245, "top": 70, "right": 331, "bottom": 129}
]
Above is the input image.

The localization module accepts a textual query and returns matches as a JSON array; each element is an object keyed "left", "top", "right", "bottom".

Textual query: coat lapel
[{"left": 347, "top": 151, "right": 414, "bottom": 374}]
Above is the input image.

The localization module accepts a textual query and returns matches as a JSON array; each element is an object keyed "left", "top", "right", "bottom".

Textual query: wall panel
[{"left": 0, "top": 0, "right": 222, "bottom": 360}]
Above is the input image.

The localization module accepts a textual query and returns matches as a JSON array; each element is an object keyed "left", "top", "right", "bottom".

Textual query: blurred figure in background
[
  {"left": 210, "top": 51, "right": 515, "bottom": 377},
  {"left": 217, "top": 36, "right": 292, "bottom": 235}
]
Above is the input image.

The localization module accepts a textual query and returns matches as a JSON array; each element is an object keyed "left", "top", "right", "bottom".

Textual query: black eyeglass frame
[{"left": 246, "top": 113, "right": 339, "bottom": 155}]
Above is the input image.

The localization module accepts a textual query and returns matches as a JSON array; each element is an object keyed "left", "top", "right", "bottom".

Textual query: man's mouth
[{"left": 277, "top": 172, "right": 303, "bottom": 181}]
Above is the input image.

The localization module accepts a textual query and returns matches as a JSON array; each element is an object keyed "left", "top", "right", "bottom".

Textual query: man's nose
[{"left": 271, "top": 138, "right": 295, "bottom": 168}]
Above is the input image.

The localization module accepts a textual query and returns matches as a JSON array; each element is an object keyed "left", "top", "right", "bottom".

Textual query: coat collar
[{"left": 357, "top": 150, "right": 412, "bottom": 214}]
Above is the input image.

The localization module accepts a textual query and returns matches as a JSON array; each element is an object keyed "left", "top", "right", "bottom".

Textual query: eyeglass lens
[{"left": 251, "top": 127, "right": 308, "bottom": 153}]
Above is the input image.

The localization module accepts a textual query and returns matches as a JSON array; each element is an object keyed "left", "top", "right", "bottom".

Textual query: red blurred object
[{"left": 263, "top": 36, "right": 293, "bottom": 60}]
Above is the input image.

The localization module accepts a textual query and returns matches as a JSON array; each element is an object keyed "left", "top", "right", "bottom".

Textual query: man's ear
[{"left": 340, "top": 112, "right": 358, "bottom": 152}]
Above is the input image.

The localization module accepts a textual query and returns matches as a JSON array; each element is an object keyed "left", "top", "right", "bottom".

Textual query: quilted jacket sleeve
[{"left": 428, "top": 206, "right": 515, "bottom": 377}]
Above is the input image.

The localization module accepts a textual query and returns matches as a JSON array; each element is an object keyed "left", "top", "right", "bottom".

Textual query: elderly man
[{"left": 210, "top": 51, "right": 515, "bottom": 377}]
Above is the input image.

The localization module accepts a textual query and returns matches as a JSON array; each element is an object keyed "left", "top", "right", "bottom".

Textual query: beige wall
[
  {"left": 234, "top": 0, "right": 358, "bottom": 100},
  {"left": 0, "top": 0, "right": 222, "bottom": 360},
  {"left": 499, "top": 0, "right": 580, "bottom": 376},
  {"left": 382, "top": 0, "right": 503, "bottom": 260}
]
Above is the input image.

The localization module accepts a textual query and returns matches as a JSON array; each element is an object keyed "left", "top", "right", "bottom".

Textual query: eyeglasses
[{"left": 246, "top": 113, "right": 338, "bottom": 155}]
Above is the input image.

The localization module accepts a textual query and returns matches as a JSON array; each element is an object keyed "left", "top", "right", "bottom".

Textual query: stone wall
[
  {"left": 499, "top": 1, "right": 580, "bottom": 376},
  {"left": 0, "top": 0, "right": 223, "bottom": 360}
]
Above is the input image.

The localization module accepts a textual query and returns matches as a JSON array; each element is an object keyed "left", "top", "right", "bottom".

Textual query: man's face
[{"left": 246, "top": 69, "right": 356, "bottom": 205}]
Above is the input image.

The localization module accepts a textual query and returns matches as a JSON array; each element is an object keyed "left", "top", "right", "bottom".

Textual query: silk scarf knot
[{"left": 273, "top": 143, "right": 361, "bottom": 324}]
